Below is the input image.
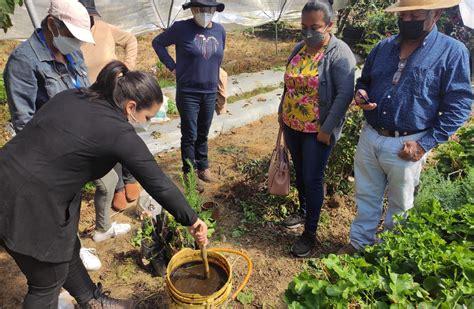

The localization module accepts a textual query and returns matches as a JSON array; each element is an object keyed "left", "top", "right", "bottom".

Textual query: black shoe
[
  {"left": 291, "top": 232, "right": 315, "bottom": 257},
  {"left": 282, "top": 212, "right": 305, "bottom": 229},
  {"left": 80, "top": 283, "right": 136, "bottom": 309}
]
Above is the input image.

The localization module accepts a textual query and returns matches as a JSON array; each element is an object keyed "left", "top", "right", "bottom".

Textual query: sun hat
[
  {"left": 78, "top": 0, "right": 101, "bottom": 17},
  {"left": 48, "top": 0, "right": 95, "bottom": 44},
  {"left": 182, "top": 0, "right": 225, "bottom": 12},
  {"left": 385, "top": 0, "right": 461, "bottom": 12}
]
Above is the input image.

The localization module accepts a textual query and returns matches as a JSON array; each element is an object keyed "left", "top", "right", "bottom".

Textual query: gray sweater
[{"left": 279, "top": 34, "right": 356, "bottom": 143}]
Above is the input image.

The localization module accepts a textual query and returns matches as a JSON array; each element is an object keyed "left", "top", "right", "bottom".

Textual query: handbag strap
[{"left": 276, "top": 127, "right": 286, "bottom": 148}]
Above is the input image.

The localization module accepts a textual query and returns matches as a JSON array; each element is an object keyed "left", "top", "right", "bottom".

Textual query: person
[
  {"left": 216, "top": 67, "right": 228, "bottom": 115},
  {"left": 3, "top": 0, "right": 102, "bottom": 271},
  {"left": 338, "top": 0, "right": 473, "bottom": 255},
  {"left": 153, "top": 0, "right": 226, "bottom": 191},
  {"left": 78, "top": 0, "right": 138, "bottom": 242},
  {"left": 278, "top": 0, "right": 356, "bottom": 257},
  {"left": 0, "top": 60, "right": 209, "bottom": 309}
]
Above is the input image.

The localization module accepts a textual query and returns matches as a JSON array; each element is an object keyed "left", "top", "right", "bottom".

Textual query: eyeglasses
[{"left": 392, "top": 58, "right": 407, "bottom": 86}]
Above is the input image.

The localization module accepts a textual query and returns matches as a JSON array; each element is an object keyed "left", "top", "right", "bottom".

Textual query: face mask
[
  {"left": 129, "top": 111, "right": 151, "bottom": 132},
  {"left": 194, "top": 12, "right": 214, "bottom": 28},
  {"left": 398, "top": 19, "right": 427, "bottom": 40},
  {"left": 302, "top": 26, "right": 327, "bottom": 48},
  {"left": 52, "top": 25, "right": 82, "bottom": 55}
]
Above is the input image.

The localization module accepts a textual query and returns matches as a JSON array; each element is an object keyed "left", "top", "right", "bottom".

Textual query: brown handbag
[{"left": 268, "top": 127, "right": 290, "bottom": 196}]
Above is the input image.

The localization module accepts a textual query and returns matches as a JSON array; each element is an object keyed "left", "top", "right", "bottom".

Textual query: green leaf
[{"left": 236, "top": 290, "right": 254, "bottom": 305}]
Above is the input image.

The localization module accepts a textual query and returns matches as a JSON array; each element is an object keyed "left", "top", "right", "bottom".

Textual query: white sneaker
[
  {"left": 80, "top": 248, "right": 102, "bottom": 271},
  {"left": 93, "top": 222, "right": 132, "bottom": 242}
]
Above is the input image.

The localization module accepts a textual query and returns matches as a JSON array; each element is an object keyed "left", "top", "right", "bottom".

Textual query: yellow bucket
[{"left": 166, "top": 248, "right": 252, "bottom": 308}]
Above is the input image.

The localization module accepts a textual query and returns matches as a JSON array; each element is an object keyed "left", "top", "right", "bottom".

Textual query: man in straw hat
[{"left": 339, "top": 0, "right": 473, "bottom": 254}]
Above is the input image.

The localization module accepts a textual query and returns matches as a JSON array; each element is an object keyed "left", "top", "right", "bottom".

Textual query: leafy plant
[
  {"left": 167, "top": 97, "right": 177, "bottom": 115},
  {"left": 325, "top": 108, "right": 364, "bottom": 195},
  {"left": 0, "top": 75, "right": 7, "bottom": 105},
  {"left": 236, "top": 290, "right": 255, "bottom": 305},
  {"left": 131, "top": 217, "right": 156, "bottom": 247},
  {"left": 0, "top": 0, "right": 23, "bottom": 33}
]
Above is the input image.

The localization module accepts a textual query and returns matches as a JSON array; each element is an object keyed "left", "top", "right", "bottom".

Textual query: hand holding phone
[{"left": 355, "top": 89, "right": 378, "bottom": 111}]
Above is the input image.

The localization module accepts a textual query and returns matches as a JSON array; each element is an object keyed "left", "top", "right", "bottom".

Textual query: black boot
[
  {"left": 290, "top": 232, "right": 315, "bottom": 257},
  {"left": 79, "top": 283, "right": 136, "bottom": 309}
]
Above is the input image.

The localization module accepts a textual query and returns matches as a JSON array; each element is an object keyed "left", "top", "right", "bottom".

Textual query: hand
[
  {"left": 355, "top": 89, "right": 377, "bottom": 111},
  {"left": 398, "top": 141, "right": 426, "bottom": 162},
  {"left": 278, "top": 113, "right": 284, "bottom": 127},
  {"left": 140, "top": 210, "right": 153, "bottom": 220},
  {"left": 188, "top": 218, "right": 209, "bottom": 246},
  {"left": 317, "top": 131, "right": 331, "bottom": 145}
]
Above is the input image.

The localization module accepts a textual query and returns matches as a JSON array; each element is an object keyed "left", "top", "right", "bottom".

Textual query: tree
[{"left": 0, "top": 0, "right": 23, "bottom": 33}]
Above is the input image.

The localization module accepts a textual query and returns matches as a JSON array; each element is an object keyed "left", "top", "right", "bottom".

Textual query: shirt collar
[{"left": 29, "top": 29, "right": 56, "bottom": 62}]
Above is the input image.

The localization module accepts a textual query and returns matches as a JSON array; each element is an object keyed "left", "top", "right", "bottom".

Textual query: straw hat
[{"left": 385, "top": 0, "right": 461, "bottom": 12}]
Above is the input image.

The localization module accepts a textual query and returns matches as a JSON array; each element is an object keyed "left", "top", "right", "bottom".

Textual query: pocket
[{"left": 43, "top": 70, "right": 64, "bottom": 99}]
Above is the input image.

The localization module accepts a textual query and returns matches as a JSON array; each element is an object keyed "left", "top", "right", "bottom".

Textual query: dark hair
[
  {"left": 302, "top": 0, "right": 334, "bottom": 24},
  {"left": 80, "top": 60, "right": 163, "bottom": 111},
  {"left": 41, "top": 15, "right": 66, "bottom": 31}
]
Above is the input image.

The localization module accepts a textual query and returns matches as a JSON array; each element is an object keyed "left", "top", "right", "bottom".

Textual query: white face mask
[
  {"left": 52, "top": 25, "right": 82, "bottom": 55},
  {"left": 194, "top": 12, "right": 214, "bottom": 28},
  {"left": 128, "top": 111, "right": 151, "bottom": 132}
]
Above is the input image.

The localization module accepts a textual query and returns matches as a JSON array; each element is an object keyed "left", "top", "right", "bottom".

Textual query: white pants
[{"left": 350, "top": 124, "right": 428, "bottom": 249}]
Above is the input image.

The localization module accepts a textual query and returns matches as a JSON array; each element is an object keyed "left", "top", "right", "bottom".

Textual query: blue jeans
[
  {"left": 350, "top": 124, "right": 428, "bottom": 249},
  {"left": 176, "top": 91, "right": 217, "bottom": 173},
  {"left": 283, "top": 125, "right": 333, "bottom": 235}
]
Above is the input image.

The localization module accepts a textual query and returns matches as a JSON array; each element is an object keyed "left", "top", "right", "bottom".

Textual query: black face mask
[{"left": 398, "top": 19, "right": 427, "bottom": 40}]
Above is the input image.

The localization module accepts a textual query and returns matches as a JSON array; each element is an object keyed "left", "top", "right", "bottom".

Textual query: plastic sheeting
[{"left": 0, "top": 0, "right": 349, "bottom": 40}]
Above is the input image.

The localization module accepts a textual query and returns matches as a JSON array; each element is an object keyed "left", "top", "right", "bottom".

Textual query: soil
[{"left": 0, "top": 115, "right": 357, "bottom": 308}]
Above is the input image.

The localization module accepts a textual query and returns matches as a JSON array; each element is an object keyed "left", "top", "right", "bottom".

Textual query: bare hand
[
  {"left": 355, "top": 89, "right": 377, "bottom": 111},
  {"left": 317, "top": 131, "right": 331, "bottom": 145},
  {"left": 188, "top": 218, "right": 209, "bottom": 246},
  {"left": 398, "top": 141, "right": 426, "bottom": 162}
]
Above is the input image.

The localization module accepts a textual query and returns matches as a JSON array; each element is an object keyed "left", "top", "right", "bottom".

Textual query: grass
[
  {"left": 228, "top": 85, "right": 281, "bottom": 104},
  {"left": 158, "top": 79, "right": 175, "bottom": 89}
]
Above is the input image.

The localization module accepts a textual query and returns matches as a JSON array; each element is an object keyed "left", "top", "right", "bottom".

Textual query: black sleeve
[{"left": 112, "top": 128, "right": 198, "bottom": 226}]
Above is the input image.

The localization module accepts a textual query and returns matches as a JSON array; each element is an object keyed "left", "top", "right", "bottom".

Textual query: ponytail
[{"left": 80, "top": 60, "right": 163, "bottom": 111}]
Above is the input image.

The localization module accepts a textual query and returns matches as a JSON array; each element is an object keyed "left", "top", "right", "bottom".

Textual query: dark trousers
[
  {"left": 1, "top": 238, "right": 96, "bottom": 308},
  {"left": 176, "top": 91, "right": 217, "bottom": 173},
  {"left": 283, "top": 125, "right": 333, "bottom": 235},
  {"left": 114, "top": 163, "right": 136, "bottom": 192}
]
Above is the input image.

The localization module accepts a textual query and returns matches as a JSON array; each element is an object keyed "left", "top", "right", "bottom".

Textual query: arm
[
  {"left": 152, "top": 24, "right": 178, "bottom": 72},
  {"left": 113, "top": 129, "right": 198, "bottom": 226},
  {"left": 417, "top": 48, "right": 473, "bottom": 152},
  {"left": 3, "top": 53, "right": 38, "bottom": 132},
  {"left": 355, "top": 43, "right": 379, "bottom": 93},
  {"left": 320, "top": 47, "right": 356, "bottom": 135},
  {"left": 109, "top": 23, "right": 138, "bottom": 69}
]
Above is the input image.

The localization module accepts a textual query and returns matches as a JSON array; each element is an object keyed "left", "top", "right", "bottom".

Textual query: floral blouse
[{"left": 282, "top": 45, "right": 326, "bottom": 133}]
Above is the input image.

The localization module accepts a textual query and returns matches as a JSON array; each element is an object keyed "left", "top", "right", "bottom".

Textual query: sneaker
[
  {"left": 79, "top": 283, "right": 136, "bottom": 309},
  {"left": 291, "top": 232, "right": 315, "bottom": 257},
  {"left": 124, "top": 183, "right": 140, "bottom": 202},
  {"left": 336, "top": 244, "right": 358, "bottom": 256},
  {"left": 93, "top": 222, "right": 132, "bottom": 242},
  {"left": 112, "top": 191, "right": 127, "bottom": 211},
  {"left": 80, "top": 248, "right": 102, "bottom": 271},
  {"left": 197, "top": 169, "right": 217, "bottom": 183},
  {"left": 282, "top": 212, "right": 305, "bottom": 229}
]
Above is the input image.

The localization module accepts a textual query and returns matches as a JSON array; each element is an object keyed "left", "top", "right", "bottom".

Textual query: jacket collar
[{"left": 28, "top": 29, "right": 56, "bottom": 62}]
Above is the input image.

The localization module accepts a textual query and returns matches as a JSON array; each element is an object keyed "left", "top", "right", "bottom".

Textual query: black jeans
[
  {"left": 283, "top": 125, "right": 333, "bottom": 235},
  {"left": 176, "top": 91, "right": 217, "bottom": 173},
  {"left": 1, "top": 238, "right": 96, "bottom": 308},
  {"left": 114, "top": 163, "right": 136, "bottom": 192}
]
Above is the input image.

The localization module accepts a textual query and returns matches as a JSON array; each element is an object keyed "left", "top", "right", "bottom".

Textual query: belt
[{"left": 374, "top": 127, "right": 426, "bottom": 137}]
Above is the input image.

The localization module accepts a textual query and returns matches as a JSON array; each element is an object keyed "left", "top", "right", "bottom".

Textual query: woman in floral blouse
[{"left": 278, "top": 0, "right": 356, "bottom": 257}]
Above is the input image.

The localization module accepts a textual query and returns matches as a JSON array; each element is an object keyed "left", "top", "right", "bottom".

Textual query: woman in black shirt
[{"left": 0, "top": 61, "right": 208, "bottom": 308}]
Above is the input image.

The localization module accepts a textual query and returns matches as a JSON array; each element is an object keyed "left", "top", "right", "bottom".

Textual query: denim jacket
[
  {"left": 279, "top": 35, "right": 356, "bottom": 143},
  {"left": 4, "top": 30, "right": 90, "bottom": 132}
]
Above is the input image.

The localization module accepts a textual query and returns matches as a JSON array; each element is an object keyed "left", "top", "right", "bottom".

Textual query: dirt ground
[{"left": 0, "top": 115, "right": 356, "bottom": 308}]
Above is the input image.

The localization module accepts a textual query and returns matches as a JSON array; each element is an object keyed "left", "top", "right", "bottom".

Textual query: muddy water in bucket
[{"left": 171, "top": 261, "right": 228, "bottom": 296}]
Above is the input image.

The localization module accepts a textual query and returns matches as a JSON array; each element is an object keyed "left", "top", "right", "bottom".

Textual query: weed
[
  {"left": 237, "top": 289, "right": 255, "bottom": 305},
  {"left": 227, "top": 85, "right": 280, "bottom": 104},
  {"left": 167, "top": 97, "right": 177, "bottom": 115},
  {"left": 0, "top": 75, "right": 6, "bottom": 105}
]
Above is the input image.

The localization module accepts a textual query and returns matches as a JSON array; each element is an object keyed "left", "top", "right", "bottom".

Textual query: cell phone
[{"left": 357, "top": 91, "right": 370, "bottom": 105}]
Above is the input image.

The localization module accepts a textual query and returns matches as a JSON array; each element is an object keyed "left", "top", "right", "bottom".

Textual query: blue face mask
[{"left": 301, "top": 26, "right": 328, "bottom": 48}]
